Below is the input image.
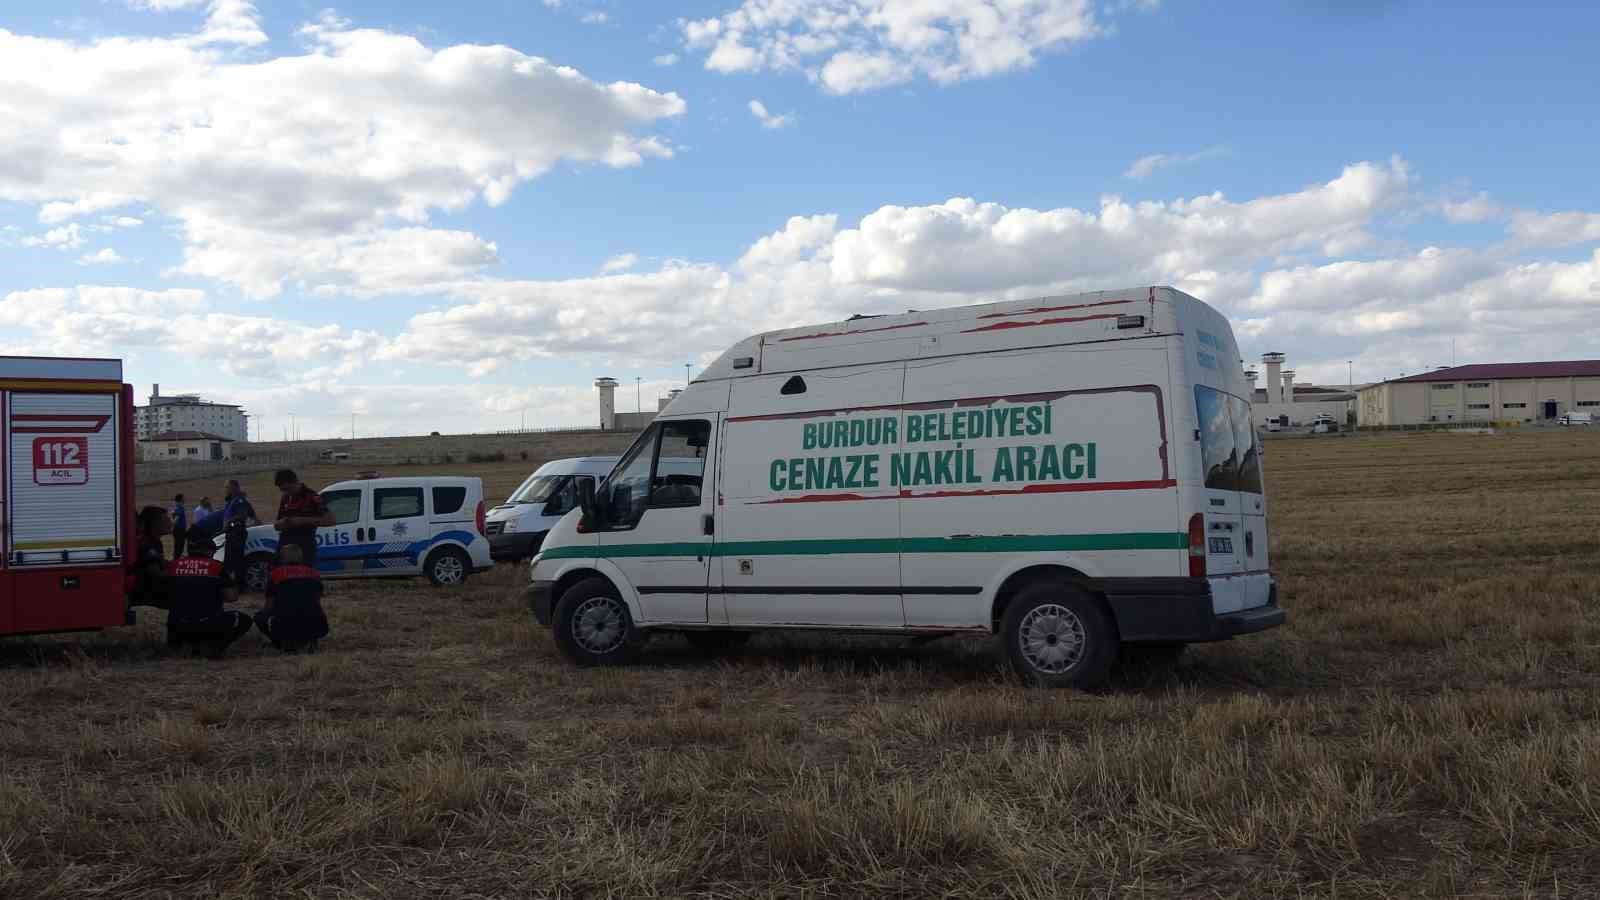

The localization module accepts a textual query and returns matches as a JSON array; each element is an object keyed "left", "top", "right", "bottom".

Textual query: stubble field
[{"left": 4, "top": 430, "right": 1599, "bottom": 898}]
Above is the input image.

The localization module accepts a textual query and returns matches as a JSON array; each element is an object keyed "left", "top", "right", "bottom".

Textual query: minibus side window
[
  {"left": 1228, "top": 395, "right": 1263, "bottom": 495},
  {"left": 1194, "top": 386, "right": 1239, "bottom": 490}
]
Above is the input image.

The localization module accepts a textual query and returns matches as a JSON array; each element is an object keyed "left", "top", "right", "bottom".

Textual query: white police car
[{"left": 221, "top": 475, "right": 493, "bottom": 593}]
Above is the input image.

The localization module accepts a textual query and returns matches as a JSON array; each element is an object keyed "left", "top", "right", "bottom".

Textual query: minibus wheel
[
  {"left": 553, "top": 577, "right": 642, "bottom": 667},
  {"left": 1001, "top": 580, "right": 1116, "bottom": 689}
]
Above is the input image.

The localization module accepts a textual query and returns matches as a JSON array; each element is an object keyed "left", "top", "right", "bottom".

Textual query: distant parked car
[{"left": 1559, "top": 412, "right": 1593, "bottom": 426}]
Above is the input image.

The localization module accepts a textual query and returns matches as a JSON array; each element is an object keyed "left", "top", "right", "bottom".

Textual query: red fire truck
[{"left": 0, "top": 356, "right": 136, "bottom": 637}]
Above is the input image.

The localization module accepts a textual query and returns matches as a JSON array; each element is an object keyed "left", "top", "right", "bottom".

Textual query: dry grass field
[{"left": 5, "top": 430, "right": 1599, "bottom": 898}]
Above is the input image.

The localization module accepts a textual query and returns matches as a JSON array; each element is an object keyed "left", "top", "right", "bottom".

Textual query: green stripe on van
[{"left": 538, "top": 532, "right": 1185, "bottom": 560}]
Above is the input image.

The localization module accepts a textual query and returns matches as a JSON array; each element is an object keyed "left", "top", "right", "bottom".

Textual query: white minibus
[{"left": 526, "top": 286, "right": 1283, "bottom": 687}]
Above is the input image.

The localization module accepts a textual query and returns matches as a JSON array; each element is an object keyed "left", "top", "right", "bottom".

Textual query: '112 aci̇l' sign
[{"left": 33, "top": 437, "right": 88, "bottom": 486}]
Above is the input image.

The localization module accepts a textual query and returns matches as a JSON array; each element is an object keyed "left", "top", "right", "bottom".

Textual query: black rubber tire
[
  {"left": 1000, "top": 579, "right": 1117, "bottom": 689},
  {"left": 424, "top": 546, "right": 470, "bottom": 587},
  {"left": 684, "top": 630, "right": 751, "bottom": 654},
  {"left": 551, "top": 577, "right": 642, "bottom": 667},
  {"left": 241, "top": 554, "right": 275, "bottom": 595}
]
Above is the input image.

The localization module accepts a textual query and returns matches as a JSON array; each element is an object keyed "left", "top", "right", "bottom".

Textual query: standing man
[
  {"left": 170, "top": 493, "right": 188, "bottom": 558},
  {"left": 274, "top": 469, "right": 334, "bottom": 566},
  {"left": 220, "top": 479, "right": 257, "bottom": 589}
]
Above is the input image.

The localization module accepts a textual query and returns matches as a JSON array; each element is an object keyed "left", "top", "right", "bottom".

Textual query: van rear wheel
[
  {"left": 552, "top": 577, "right": 642, "bottom": 667},
  {"left": 1001, "top": 580, "right": 1116, "bottom": 689}
]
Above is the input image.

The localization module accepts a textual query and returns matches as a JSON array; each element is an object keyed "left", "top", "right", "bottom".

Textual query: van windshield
[
  {"left": 508, "top": 475, "right": 568, "bottom": 504},
  {"left": 1195, "top": 386, "right": 1263, "bottom": 494}
]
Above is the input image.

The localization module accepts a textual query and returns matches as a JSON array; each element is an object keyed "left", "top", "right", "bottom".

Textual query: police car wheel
[
  {"left": 243, "top": 555, "right": 274, "bottom": 594},
  {"left": 424, "top": 546, "right": 469, "bottom": 587},
  {"left": 1001, "top": 580, "right": 1116, "bottom": 689},
  {"left": 552, "top": 577, "right": 641, "bottom": 667}
]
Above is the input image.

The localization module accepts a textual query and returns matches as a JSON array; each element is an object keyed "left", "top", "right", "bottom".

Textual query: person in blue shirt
[{"left": 170, "top": 493, "right": 188, "bottom": 558}]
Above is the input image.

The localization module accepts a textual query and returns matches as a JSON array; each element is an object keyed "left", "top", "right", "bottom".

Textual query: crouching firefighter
[
  {"left": 166, "top": 536, "right": 254, "bottom": 658},
  {"left": 255, "top": 543, "right": 329, "bottom": 653}
]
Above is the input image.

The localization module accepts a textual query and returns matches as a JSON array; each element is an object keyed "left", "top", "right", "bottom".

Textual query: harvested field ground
[{"left": 5, "top": 430, "right": 1600, "bottom": 897}]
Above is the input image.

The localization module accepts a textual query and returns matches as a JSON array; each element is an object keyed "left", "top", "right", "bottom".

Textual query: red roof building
[{"left": 1360, "top": 360, "right": 1600, "bottom": 426}]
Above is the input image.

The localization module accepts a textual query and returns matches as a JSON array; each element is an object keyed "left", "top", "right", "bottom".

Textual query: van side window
[
  {"left": 650, "top": 420, "right": 710, "bottom": 508},
  {"left": 322, "top": 489, "right": 362, "bottom": 526},
  {"left": 432, "top": 486, "right": 467, "bottom": 516},
  {"left": 374, "top": 487, "right": 424, "bottom": 520}
]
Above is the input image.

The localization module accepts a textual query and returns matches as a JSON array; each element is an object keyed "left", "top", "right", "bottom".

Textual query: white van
[
  {"left": 525, "top": 286, "right": 1283, "bottom": 687},
  {"left": 225, "top": 475, "right": 492, "bottom": 592},
  {"left": 486, "top": 457, "right": 618, "bottom": 561},
  {"left": 1559, "top": 412, "right": 1593, "bottom": 426}
]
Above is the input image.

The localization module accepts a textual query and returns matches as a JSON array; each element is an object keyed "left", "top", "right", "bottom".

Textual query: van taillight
[
  {"left": 1187, "top": 513, "right": 1206, "bottom": 578},
  {"left": 474, "top": 500, "right": 485, "bottom": 536}
]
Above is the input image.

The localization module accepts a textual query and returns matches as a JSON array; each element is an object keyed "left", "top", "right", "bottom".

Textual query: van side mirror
[{"left": 576, "top": 478, "right": 601, "bottom": 528}]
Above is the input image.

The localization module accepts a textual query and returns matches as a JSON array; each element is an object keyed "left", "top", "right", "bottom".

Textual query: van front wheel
[
  {"left": 1001, "top": 581, "right": 1116, "bottom": 689},
  {"left": 552, "top": 577, "right": 642, "bottom": 667}
]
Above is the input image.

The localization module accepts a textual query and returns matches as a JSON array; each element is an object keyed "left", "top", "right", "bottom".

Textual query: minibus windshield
[{"left": 508, "top": 475, "right": 568, "bottom": 504}]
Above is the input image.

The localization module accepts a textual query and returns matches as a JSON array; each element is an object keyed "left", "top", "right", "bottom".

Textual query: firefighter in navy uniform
[
  {"left": 166, "top": 536, "right": 254, "bottom": 658},
  {"left": 255, "top": 543, "right": 329, "bottom": 653}
]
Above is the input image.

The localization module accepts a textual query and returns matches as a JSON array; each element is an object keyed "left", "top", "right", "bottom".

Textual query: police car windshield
[{"left": 508, "top": 475, "right": 567, "bottom": 504}]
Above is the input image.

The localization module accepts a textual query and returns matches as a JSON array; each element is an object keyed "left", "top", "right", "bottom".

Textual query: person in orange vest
[
  {"left": 255, "top": 543, "right": 329, "bottom": 653},
  {"left": 166, "top": 535, "right": 254, "bottom": 658}
]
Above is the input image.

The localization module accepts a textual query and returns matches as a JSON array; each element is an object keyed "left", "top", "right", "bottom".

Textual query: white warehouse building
[{"left": 134, "top": 385, "right": 250, "bottom": 442}]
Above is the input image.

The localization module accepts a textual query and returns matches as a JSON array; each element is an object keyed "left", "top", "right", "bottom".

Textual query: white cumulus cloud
[
  {"left": 0, "top": 11, "right": 685, "bottom": 298},
  {"left": 748, "top": 99, "right": 795, "bottom": 129},
  {"left": 78, "top": 248, "right": 129, "bottom": 265},
  {"left": 682, "top": 0, "right": 1142, "bottom": 94},
  {"left": 600, "top": 253, "right": 640, "bottom": 273}
]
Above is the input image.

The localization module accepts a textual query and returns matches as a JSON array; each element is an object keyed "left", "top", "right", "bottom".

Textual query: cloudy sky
[{"left": 2, "top": 1, "right": 1596, "bottom": 438}]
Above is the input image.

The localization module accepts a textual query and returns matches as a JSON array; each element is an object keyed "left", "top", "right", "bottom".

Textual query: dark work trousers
[
  {"left": 280, "top": 532, "right": 319, "bottom": 567},
  {"left": 223, "top": 521, "right": 248, "bottom": 586},
  {"left": 167, "top": 610, "right": 254, "bottom": 657}
]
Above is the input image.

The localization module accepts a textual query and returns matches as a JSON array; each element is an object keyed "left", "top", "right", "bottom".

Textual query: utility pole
[
  {"left": 1347, "top": 360, "right": 1353, "bottom": 391},
  {"left": 351, "top": 413, "right": 356, "bottom": 441},
  {"left": 684, "top": 363, "right": 691, "bottom": 386},
  {"left": 636, "top": 376, "right": 642, "bottom": 413}
]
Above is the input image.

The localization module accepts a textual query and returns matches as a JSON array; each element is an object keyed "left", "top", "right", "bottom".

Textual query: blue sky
[{"left": 1, "top": 1, "right": 1597, "bottom": 437}]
